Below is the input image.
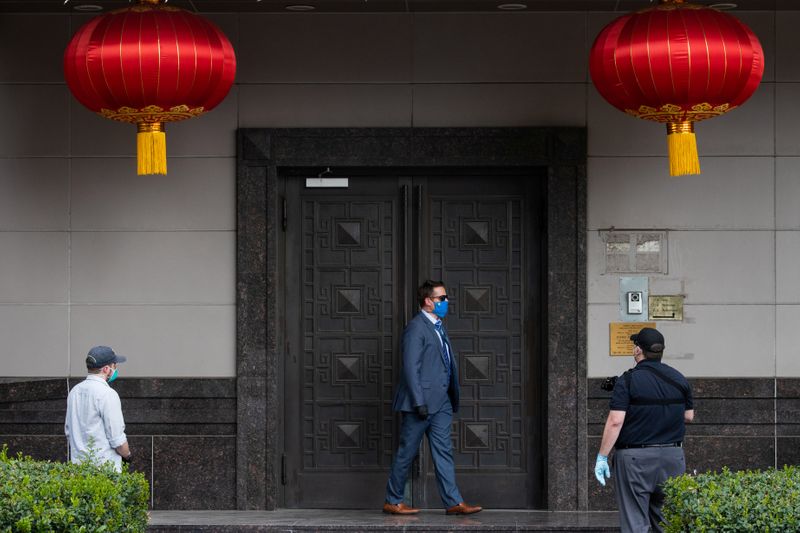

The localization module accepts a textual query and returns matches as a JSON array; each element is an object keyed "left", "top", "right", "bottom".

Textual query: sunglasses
[{"left": 432, "top": 295, "right": 448, "bottom": 302}]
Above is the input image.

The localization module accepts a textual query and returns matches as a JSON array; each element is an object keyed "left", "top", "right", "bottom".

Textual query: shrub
[
  {"left": 0, "top": 446, "right": 149, "bottom": 533},
  {"left": 662, "top": 466, "right": 800, "bottom": 532}
]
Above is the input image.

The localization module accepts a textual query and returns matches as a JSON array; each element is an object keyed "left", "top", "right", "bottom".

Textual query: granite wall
[
  {"left": 5, "top": 376, "right": 800, "bottom": 511},
  {"left": 0, "top": 378, "right": 236, "bottom": 510},
  {"left": 587, "top": 377, "right": 800, "bottom": 510}
]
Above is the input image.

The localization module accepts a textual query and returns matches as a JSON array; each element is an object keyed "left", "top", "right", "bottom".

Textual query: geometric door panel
[
  {"left": 418, "top": 176, "right": 540, "bottom": 509},
  {"left": 434, "top": 198, "right": 525, "bottom": 472},
  {"left": 285, "top": 182, "right": 400, "bottom": 508},
  {"left": 301, "top": 199, "right": 395, "bottom": 469}
]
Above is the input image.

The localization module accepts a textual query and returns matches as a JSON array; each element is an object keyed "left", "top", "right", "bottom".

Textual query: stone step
[{"left": 147, "top": 510, "right": 620, "bottom": 532}]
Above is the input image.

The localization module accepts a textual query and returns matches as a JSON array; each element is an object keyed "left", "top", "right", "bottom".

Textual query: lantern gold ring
[
  {"left": 666, "top": 122, "right": 694, "bottom": 135},
  {"left": 137, "top": 122, "right": 165, "bottom": 134}
]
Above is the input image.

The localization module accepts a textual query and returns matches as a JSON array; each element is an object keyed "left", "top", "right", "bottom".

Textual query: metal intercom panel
[{"left": 619, "top": 276, "right": 648, "bottom": 322}]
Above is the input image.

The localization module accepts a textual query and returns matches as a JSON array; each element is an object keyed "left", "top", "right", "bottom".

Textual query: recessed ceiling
[{"left": 0, "top": 0, "right": 793, "bottom": 13}]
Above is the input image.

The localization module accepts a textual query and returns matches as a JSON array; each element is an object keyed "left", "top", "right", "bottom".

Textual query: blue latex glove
[{"left": 595, "top": 454, "right": 610, "bottom": 486}]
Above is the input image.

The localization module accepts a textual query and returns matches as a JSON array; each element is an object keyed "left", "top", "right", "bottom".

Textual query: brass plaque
[
  {"left": 648, "top": 295, "right": 684, "bottom": 321},
  {"left": 609, "top": 321, "right": 656, "bottom": 356}
]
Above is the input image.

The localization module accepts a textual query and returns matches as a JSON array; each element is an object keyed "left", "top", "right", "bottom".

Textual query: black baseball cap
[
  {"left": 86, "top": 346, "right": 127, "bottom": 369},
  {"left": 630, "top": 327, "right": 665, "bottom": 353}
]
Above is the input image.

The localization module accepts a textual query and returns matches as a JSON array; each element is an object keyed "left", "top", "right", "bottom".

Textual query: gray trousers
[{"left": 612, "top": 447, "right": 685, "bottom": 533}]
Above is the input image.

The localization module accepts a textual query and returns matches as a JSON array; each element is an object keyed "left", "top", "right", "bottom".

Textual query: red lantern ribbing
[
  {"left": 590, "top": 0, "right": 763, "bottom": 176},
  {"left": 64, "top": 0, "right": 236, "bottom": 175}
]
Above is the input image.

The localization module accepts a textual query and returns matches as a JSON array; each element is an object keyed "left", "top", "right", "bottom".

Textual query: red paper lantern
[
  {"left": 64, "top": 0, "right": 236, "bottom": 175},
  {"left": 590, "top": 0, "right": 763, "bottom": 176}
]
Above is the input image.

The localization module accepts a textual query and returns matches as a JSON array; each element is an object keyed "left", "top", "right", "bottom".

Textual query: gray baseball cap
[{"left": 86, "top": 346, "right": 127, "bottom": 368}]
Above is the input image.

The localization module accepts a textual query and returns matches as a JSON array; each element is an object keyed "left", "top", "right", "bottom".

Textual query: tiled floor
[{"left": 147, "top": 509, "right": 620, "bottom": 532}]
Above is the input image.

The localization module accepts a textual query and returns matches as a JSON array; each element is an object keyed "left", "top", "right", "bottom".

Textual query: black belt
[{"left": 615, "top": 442, "right": 682, "bottom": 450}]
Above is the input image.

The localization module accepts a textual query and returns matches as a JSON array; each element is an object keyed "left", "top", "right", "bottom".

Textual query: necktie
[{"left": 434, "top": 319, "right": 452, "bottom": 373}]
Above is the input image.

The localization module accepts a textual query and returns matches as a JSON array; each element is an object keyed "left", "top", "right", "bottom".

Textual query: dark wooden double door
[{"left": 282, "top": 172, "right": 544, "bottom": 509}]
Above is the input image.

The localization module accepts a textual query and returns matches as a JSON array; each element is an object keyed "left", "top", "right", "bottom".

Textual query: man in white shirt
[{"left": 65, "top": 346, "right": 131, "bottom": 472}]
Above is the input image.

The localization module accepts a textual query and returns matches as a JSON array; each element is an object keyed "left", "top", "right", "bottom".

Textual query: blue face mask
[
  {"left": 108, "top": 368, "right": 119, "bottom": 383},
  {"left": 433, "top": 299, "right": 449, "bottom": 318}
]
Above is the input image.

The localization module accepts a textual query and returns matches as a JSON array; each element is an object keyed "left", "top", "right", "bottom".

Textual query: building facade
[{"left": 0, "top": 2, "right": 798, "bottom": 511}]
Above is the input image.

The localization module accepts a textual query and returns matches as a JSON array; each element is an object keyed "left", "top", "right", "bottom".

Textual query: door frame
[{"left": 236, "top": 127, "right": 587, "bottom": 511}]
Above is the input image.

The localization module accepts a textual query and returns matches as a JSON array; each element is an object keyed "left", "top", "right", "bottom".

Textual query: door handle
[
  {"left": 401, "top": 184, "right": 409, "bottom": 323},
  {"left": 414, "top": 184, "right": 424, "bottom": 280}
]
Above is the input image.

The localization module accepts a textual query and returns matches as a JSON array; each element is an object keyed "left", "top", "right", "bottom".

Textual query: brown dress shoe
[
  {"left": 383, "top": 502, "right": 420, "bottom": 515},
  {"left": 445, "top": 502, "right": 483, "bottom": 515}
]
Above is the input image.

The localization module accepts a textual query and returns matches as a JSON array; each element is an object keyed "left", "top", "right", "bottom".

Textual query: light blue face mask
[
  {"left": 433, "top": 299, "right": 449, "bottom": 318},
  {"left": 108, "top": 368, "right": 119, "bottom": 383}
]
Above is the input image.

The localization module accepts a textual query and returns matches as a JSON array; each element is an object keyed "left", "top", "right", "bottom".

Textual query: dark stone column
[
  {"left": 236, "top": 148, "right": 270, "bottom": 509},
  {"left": 545, "top": 129, "right": 588, "bottom": 510}
]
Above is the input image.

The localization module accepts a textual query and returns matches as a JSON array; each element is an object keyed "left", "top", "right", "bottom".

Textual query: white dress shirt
[
  {"left": 421, "top": 309, "right": 444, "bottom": 346},
  {"left": 422, "top": 309, "right": 452, "bottom": 371},
  {"left": 65, "top": 374, "right": 127, "bottom": 472}
]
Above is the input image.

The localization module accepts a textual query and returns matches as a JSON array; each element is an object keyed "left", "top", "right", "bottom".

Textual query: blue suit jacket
[{"left": 392, "top": 312, "right": 460, "bottom": 414}]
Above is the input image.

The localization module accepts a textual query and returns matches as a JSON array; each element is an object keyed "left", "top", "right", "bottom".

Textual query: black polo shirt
[{"left": 610, "top": 359, "right": 693, "bottom": 447}]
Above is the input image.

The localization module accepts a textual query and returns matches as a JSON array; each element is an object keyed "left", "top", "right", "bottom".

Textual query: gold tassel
[
  {"left": 136, "top": 122, "right": 167, "bottom": 175},
  {"left": 666, "top": 122, "right": 700, "bottom": 176}
]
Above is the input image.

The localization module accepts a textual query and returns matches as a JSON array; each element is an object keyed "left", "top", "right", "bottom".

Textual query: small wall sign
[
  {"left": 609, "top": 321, "right": 656, "bottom": 356},
  {"left": 648, "top": 295, "right": 684, "bottom": 321}
]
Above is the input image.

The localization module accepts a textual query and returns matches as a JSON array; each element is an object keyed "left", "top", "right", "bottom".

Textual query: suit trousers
[
  {"left": 612, "top": 447, "right": 685, "bottom": 533},
  {"left": 385, "top": 404, "right": 462, "bottom": 508}
]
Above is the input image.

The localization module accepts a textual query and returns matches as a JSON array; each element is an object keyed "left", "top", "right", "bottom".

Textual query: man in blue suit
[{"left": 382, "top": 280, "right": 482, "bottom": 515}]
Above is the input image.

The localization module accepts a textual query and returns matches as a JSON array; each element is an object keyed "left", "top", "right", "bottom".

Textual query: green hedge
[
  {"left": 0, "top": 446, "right": 149, "bottom": 533},
  {"left": 662, "top": 466, "right": 800, "bottom": 532}
]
